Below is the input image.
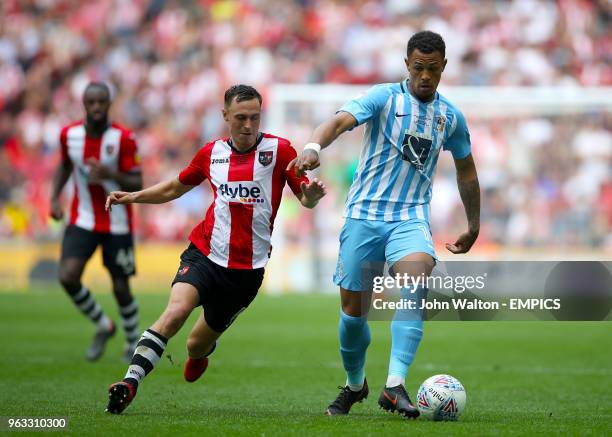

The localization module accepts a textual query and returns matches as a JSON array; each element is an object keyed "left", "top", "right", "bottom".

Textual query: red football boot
[
  {"left": 184, "top": 357, "right": 209, "bottom": 382},
  {"left": 106, "top": 381, "right": 136, "bottom": 414}
]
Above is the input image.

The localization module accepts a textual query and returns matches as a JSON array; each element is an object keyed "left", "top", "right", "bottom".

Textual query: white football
[{"left": 417, "top": 374, "right": 466, "bottom": 421}]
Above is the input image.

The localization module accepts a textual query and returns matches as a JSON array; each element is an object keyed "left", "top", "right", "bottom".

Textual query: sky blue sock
[
  {"left": 339, "top": 310, "right": 370, "bottom": 387},
  {"left": 388, "top": 287, "right": 425, "bottom": 383}
]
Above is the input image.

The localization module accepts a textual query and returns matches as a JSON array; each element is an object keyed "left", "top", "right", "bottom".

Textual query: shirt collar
[{"left": 227, "top": 132, "right": 264, "bottom": 154}]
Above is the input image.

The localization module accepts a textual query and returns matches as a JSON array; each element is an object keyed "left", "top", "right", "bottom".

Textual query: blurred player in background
[
  {"left": 104, "top": 84, "right": 326, "bottom": 414},
  {"left": 50, "top": 82, "right": 143, "bottom": 362},
  {"left": 289, "top": 31, "right": 481, "bottom": 417}
]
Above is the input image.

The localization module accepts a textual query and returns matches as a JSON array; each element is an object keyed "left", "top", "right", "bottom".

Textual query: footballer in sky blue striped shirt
[{"left": 288, "top": 31, "right": 480, "bottom": 417}]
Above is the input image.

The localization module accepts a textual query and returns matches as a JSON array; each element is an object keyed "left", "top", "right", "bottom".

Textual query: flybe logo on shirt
[{"left": 218, "top": 181, "right": 265, "bottom": 204}]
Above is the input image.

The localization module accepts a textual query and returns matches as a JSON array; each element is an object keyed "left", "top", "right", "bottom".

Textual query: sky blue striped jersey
[{"left": 340, "top": 79, "right": 471, "bottom": 222}]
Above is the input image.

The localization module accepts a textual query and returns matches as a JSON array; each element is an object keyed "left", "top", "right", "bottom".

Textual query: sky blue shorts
[{"left": 333, "top": 217, "right": 436, "bottom": 292}]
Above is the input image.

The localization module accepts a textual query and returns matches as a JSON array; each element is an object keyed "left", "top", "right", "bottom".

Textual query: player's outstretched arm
[
  {"left": 446, "top": 154, "right": 480, "bottom": 254},
  {"left": 106, "top": 177, "right": 194, "bottom": 211},
  {"left": 296, "top": 178, "right": 327, "bottom": 209},
  {"left": 286, "top": 111, "right": 357, "bottom": 177}
]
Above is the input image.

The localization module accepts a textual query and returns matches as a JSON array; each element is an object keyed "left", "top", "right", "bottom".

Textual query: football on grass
[{"left": 417, "top": 374, "right": 466, "bottom": 421}]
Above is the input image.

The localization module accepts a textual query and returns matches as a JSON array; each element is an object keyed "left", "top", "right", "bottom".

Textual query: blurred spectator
[{"left": 0, "top": 0, "right": 610, "bottom": 249}]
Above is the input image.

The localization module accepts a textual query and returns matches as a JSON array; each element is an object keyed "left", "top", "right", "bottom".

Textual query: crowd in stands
[{"left": 1, "top": 0, "right": 610, "bottom": 249}]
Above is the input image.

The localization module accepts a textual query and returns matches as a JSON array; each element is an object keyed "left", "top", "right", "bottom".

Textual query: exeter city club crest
[
  {"left": 258, "top": 151, "right": 273, "bottom": 166},
  {"left": 106, "top": 145, "right": 115, "bottom": 154}
]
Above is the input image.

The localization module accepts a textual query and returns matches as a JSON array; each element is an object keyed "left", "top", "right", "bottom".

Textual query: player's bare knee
[
  {"left": 340, "top": 289, "right": 371, "bottom": 317},
  {"left": 392, "top": 254, "right": 435, "bottom": 278},
  {"left": 58, "top": 268, "right": 79, "bottom": 293},
  {"left": 341, "top": 299, "right": 364, "bottom": 317}
]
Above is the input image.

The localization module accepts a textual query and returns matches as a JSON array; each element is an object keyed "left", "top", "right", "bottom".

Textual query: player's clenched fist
[
  {"left": 286, "top": 147, "right": 320, "bottom": 177},
  {"left": 445, "top": 230, "right": 479, "bottom": 254},
  {"left": 106, "top": 191, "right": 133, "bottom": 211},
  {"left": 50, "top": 198, "right": 63, "bottom": 220}
]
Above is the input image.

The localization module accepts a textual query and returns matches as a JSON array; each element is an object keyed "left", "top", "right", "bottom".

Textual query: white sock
[
  {"left": 386, "top": 375, "right": 405, "bottom": 388},
  {"left": 124, "top": 329, "right": 167, "bottom": 389},
  {"left": 71, "top": 286, "right": 112, "bottom": 330},
  {"left": 346, "top": 378, "right": 364, "bottom": 392}
]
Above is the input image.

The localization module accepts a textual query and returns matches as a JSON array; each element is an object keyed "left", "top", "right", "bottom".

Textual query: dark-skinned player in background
[{"left": 50, "top": 82, "right": 143, "bottom": 362}]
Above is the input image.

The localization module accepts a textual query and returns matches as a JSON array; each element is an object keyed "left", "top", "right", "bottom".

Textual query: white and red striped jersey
[
  {"left": 60, "top": 121, "right": 140, "bottom": 234},
  {"left": 178, "top": 133, "right": 307, "bottom": 270}
]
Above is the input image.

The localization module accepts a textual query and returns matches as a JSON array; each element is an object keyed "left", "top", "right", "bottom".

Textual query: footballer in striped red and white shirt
[
  {"left": 51, "top": 82, "right": 143, "bottom": 363},
  {"left": 177, "top": 132, "right": 311, "bottom": 269},
  {"left": 58, "top": 118, "right": 140, "bottom": 234},
  {"left": 105, "top": 85, "right": 326, "bottom": 414}
]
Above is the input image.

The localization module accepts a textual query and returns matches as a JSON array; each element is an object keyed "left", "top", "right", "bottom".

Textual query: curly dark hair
[
  {"left": 224, "top": 84, "right": 262, "bottom": 108},
  {"left": 407, "top": 31, "right": 446, "bottom": 58}
]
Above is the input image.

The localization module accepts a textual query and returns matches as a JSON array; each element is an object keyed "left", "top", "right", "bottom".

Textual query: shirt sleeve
[
  {"left": 178, "top": 147, "right": 208, "bottom": 186},
  {"left": 338, "top": 84, "right": 392, "bottom": 128},
  {"left": 443, "top": 110, "right": 472, "bottom": 160},
  {"left": 118, "top": 131, "right": 141, "bottom": 172},
  {"left": 280, "top": 141, "right": 308, "bottom": 196}
]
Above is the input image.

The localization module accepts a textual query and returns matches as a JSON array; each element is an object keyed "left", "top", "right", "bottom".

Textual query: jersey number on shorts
[{"left": 116, "top": 248, "right": 135, "bottom": 275}]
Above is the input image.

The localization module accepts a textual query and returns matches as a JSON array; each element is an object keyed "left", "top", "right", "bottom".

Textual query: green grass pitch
[{"left": 1, "top": 290, "right": 610, "bottom": 436}]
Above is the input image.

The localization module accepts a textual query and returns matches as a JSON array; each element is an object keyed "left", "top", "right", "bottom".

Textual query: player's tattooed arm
[
  {"left": 447, "top": 153, "right": 480, "bottom": 254},
  {"left": 106, "top": 178, "right": 194, "bottom": 210},
  {"left": 50, "top": 158, "right": 73, "bottom": 220},
  {"left": 309, "top": 111, "right": 358, "bottom": 149}
]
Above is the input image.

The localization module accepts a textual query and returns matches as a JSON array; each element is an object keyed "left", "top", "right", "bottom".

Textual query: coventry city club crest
[
  {"left": 435, "top": 115, "right": 447, "bottom": 133},
  {"left": 401, "top": 130, "right": 433, "bottom": 171},
  {"left": 258, "top": 151, "right": 273, "bottom": 166}
]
